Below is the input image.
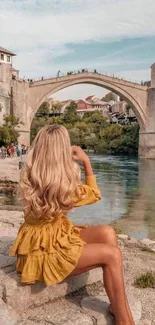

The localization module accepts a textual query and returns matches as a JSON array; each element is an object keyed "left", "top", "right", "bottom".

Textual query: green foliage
[
  {"left": 100, "top": 124, "right": 123, "bottom": 140},
  {"left": 0, "top": 103, "right": 3, "bottom": 112},
  {"left": 111, "top": 225, "right": 122, "bottom": 234},
  {"left": 37, "top": 102, "right": 50, "bottom": 115},
  {"left": 51, "top": 102, "right": 62, "bottom": 114},
  {"left": 139, "top": 247, "right": 155, "bottom": 254},
  {"left": 63, "top": 101, "right": 79, "bottom": 124},
  {"left": 31, "top": 100, "right": 139, "bottom": 155},
  {"left": 134, "top": 272, "right": 155, "bottom": 288},
  {"left": 0, "top": 115, "right": 20, "bottom": 146}
]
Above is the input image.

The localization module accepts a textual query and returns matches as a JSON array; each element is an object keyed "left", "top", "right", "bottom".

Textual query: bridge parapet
[{"left": 30, "top": 72, "right": 148, "bottom": 91}]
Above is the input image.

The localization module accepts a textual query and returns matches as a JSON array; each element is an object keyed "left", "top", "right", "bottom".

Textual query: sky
[{"left": 1, "top": 0, "right": 155, "bottom": 100}]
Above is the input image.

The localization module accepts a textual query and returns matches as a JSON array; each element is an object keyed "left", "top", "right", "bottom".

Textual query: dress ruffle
[{"left": 10, "top": 216, "right": 85, "bottom": 285}]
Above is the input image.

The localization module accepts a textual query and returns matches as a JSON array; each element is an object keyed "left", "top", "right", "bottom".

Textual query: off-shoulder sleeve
[{"left": 72, "top": 175, "right": 101, "bottom": 207}]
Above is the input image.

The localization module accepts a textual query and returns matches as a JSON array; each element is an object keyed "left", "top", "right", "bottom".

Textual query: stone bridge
[{"left": 12, "top": 67, "right": 155, "bottom": 158}]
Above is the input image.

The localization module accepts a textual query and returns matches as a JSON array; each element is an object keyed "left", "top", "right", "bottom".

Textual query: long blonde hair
[{"left": 20, "top": 125, "right": 81, "bottom": 221}]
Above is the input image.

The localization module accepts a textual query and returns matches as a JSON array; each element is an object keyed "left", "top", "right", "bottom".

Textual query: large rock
[
  {"left": 140, "top": 238, "right": 155, "bottom": 248},
  {"left": 118, "top": 234, "right": 129, "bottom": 240},
  {"left": 62, "top": 314, "right": 93, "bottom": 325},
  {"left": 81, "top": 294, "right": 142, "bottom": 325},
  {"left": 0, "top": 236, "right": 16, "bottom": 256},
  {"left": 81, "top": 295, "right": 113, "bottom": 325},
  {"left": 4, "top": 268, "right": 103, "bottom": 312},
  {"left": 0, "top": 210, "right": 24, "bottom": 229},
  {"left": 22, "top": 295, "right": 93, "bottom": 325},
  {"left": 0, "top": 254, "right": 16, "bottom": 268},
  {"left": 137, "top": 320, "right": 152, "bottom": 325},
  {"left": 126, "top": 237, "right": 139, "bottom": 248},
  {"left": 0, "top": 299, "right": 21, "bottom": 325}
]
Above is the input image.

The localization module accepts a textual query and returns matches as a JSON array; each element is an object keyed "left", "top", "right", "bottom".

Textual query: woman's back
[{"left": 10, "top": 125, "right": 101, "bottom": 285}]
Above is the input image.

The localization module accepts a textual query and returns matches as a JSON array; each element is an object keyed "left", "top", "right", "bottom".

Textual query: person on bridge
[{"left": 10, "top": 125, "right": 135, "bottom": 325}]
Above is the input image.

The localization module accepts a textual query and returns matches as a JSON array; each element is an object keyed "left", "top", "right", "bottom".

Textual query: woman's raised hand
[{"left": 72, "top": 146, "right": 89, "bottom": 163}]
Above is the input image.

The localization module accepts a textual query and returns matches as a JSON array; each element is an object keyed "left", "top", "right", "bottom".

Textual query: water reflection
[
  {"left": 70, "top": 155, "right": 155, "bottom": 240},
  {"left": 0, "top": 155, "right": 155, "bottom": 239}
]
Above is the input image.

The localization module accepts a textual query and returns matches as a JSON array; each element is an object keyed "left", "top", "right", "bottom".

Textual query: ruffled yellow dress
[{"left": 10, "top": 175, "right": 101, "bottom": 286}]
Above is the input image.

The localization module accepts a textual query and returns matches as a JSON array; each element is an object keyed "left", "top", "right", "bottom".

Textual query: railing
[{"left": 21, "top": 69, "right": 144, "bottom": 85}]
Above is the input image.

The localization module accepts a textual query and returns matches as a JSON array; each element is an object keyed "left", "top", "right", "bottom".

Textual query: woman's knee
[
  {"left": 109, "top": 246, "right": 122, "bottom": 265},
  {"left": 101, "top": 245, "right": 122, "bottom": 266},
  {"left": 98, "top": 225, "right": 117, "bottom": 244}
]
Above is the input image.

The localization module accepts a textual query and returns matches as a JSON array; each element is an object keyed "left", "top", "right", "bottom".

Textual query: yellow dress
[{"left": 10, "top": 175, "right": 101, "bottom": 286}]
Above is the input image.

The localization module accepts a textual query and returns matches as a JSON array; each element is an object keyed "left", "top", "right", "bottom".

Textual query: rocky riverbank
[
  {"left": 0, "top": 156, "right": 22, "bottom": 183},
  {"left": 0, "top": 158, "right": 155, "bottom": 324},
  {"left": 0, "top": 209, "right": 155, "bottom": 325}
]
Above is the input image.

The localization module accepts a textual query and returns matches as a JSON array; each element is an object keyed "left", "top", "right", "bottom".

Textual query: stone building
[
  {"left": 85, "top": 95, "right": 111, "bottom": 117},
  {"left": 0, "top": 46, "right": 17, "bottom": 125}
]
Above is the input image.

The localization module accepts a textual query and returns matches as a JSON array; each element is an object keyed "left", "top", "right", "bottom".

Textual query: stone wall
[
  {"left": 0, "top": 63, "right": 12, "bottom": 124},
  {"left": 0, "top": 85, "right": 10, "bottom": 125}
]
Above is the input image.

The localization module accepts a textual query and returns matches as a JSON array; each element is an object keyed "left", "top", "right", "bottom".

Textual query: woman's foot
[
  {"left": 108, "top": 304, "right": 115, "bottom": 316},
  {"left": 109, "top": 305, "right": 135, "bottom": 325}
]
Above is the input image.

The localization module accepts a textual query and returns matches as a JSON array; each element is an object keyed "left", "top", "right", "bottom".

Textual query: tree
[
  {"left": 68, "top": 127, "right": 81, "bottom": 145},
  {"left": 100, "top": 124, "right": 123, "bottom": 140},
  {"left": 63, "top": 101, "right": 79, "bottom": 124},
  {"left": 0, "top": 103, "right": 3, "bottom": 113},
  {"left": 0, "top": 115, "right": 20, "bottom": 146},
  {"left": 30, "top": 97, "right": 139, "bottom": 156},
  {"left": 37, "top": 102, "right": 50, "bottom": 116},
  {"left": 51, "top": 102, "right": 62, "bottom": 115}
]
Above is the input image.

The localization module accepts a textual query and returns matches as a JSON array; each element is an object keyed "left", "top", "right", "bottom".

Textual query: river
[
  {"left": 70, "top": 154, "right": 155, "bottom": 240},
  {"left": 0, "top": 155, "right": 155, "bottom": 240}
]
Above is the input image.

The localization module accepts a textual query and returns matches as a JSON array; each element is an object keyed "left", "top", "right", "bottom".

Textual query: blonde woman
[{"left": 10, "top": 125, "right": 135, "bottom": 325}]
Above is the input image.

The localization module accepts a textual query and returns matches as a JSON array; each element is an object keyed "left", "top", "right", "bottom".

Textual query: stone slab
[
  {"left": 62, "top": 314, "right": 93, "bottom": 325},
  {"left": 118, "top": 234, "right": 129, "bottom": 240},
  {"left": 140, "top": 238, "right": 155, "bottom": 247},
  {"left": 0, "top": 236, "right": 16, "bottom": 256},
  {"left": 137, "top": 320, "right": 152, "bottom": 325},
  {"left": 0, "top": 254, "right": 16, "bottom": 268},
  {"left": 0, "top": 298, "right": 21, "bottom": 325},
  {"left": 0, "top": 210, "right": 24, "bottom": 229},
  {"left": 81, "top": 294, "right": 142, "bottom": 325},
  {"left": 4, "top": 268, "right": 103, "bottom": 312},
  {"left": 23, "top": 296, "right": 93, "bottom": 325},
  {"left": 125, "top": 237, "right": 139, "bottom": 248},
  {"left": 81, "top": 295, "right": 114, "bottom": 325}
]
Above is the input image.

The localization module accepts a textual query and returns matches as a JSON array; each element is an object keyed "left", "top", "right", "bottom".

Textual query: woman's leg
[
  {"left": 79, "top": 225, "right": 132, "bottom": 320},
  {"left": 80, "top": 225, "right": 117, "bottom": 313},
  {"left": 71, "top": 242, "right": 134, "bottom": 325}
]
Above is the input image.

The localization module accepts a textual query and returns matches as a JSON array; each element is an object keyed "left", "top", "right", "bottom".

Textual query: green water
[
  {"left": 0, "top": 155, "right": 155, "bottom": 239},
  {"left": 70, "top": 155, "right": 155, "bottom": 240}
]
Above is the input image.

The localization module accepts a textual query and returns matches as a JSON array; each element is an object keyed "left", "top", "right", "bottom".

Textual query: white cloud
[
  {"left": 118, "top": 69, "right": 150, "bottom": 82},
  {"left": 53, "top": 84, "right": 108, "bottom": 101},
  {"left": 0, "top": 0, "right": 154, "bottom": 96},
  {"left": 1, "top": 0, "right": 155, "bottom": 51}
]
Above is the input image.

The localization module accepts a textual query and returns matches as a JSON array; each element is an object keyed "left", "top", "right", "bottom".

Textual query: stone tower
[
  {"left": 0, "top": 46, "right": 16, "bottom": 125},
  {"left": 151, "top": 63, "right": 155, "bottom": 88}
]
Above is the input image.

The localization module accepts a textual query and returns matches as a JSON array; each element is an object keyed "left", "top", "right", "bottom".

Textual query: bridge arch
[{"left": 30, "top": 74, "right": 147, "bottom": 130}]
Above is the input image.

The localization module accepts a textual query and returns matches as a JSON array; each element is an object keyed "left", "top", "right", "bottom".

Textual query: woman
[{"left": 10, "top": 125, "right": 135, "bottom": 325}]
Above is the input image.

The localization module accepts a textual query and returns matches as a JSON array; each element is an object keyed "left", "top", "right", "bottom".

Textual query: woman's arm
[
  {"left": 83, "top": 157, "right": 93, "bottom": 176},
  {"left": 72, "top": 146, "right": 101, "bottom": 207}
]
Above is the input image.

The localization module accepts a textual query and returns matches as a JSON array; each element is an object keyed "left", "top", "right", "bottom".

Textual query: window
[
  {"left": 1, "top": 54, "right": 4, "bottom": 60},
  {"left": 7, "top": 56, "right": 10, "bottom": 62}
]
